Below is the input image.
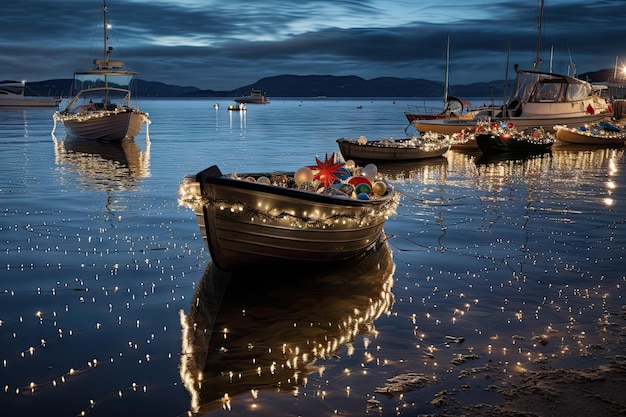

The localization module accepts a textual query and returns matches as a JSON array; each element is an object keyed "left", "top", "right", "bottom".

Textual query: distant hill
[
  {"left": 180, "top": 74, "right": 504, "bottom": 99},
  {"left": 24, "top": 69, "right": 615, "bottom": 99}
]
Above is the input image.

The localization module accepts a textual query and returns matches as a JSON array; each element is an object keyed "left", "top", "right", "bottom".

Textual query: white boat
[
  {"left": 178, "top": 155, "right": 399, "bottom": 272},
  {"left": 414, "top": 69, "right": 612, "bottom": 136},
  {"left": 0, "top": 80, "right": 61, "bottom": 108},
  {"left": 415, "top": 1, "right": 612, "bottom": 135},
  {"left": 52, "top": 1, "right": 149, "bottom": 142},
  {"left": 475, "top": 68, "right": 612, "bottom": 130},
  {"left": 233, "top": 88, "right": 270, "bottom": 104},
  {"left": 336, "top": 133, "right": 450, "bottom": 163},
  {"left": 554, "top": 122, "right": 626, "bottom": 145}
]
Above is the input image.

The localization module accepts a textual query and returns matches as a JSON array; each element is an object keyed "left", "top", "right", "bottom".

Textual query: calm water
[{"left": 1, "top": 98, "right": 625, "bottom": 416}]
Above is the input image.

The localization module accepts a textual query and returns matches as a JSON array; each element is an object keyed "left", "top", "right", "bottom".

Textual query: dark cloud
[{"left": 2, "top": 0, "right": 624, "bottom": 90}]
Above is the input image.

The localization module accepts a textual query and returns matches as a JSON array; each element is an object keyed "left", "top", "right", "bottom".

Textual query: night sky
[{"left": 3, "top": 0, "right": 624, "bottom": 90}]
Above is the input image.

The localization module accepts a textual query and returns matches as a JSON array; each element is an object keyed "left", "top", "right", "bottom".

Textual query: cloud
[{"left": 2, "top": 0, "right": 624, "bottom": 90}]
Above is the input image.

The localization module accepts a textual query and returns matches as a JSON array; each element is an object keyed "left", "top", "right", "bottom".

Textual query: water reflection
[
  {"left": 228, "top": 107, "right": 247, "bottom": 130},
  {"left": 52, "top": 134, "right": 151, "bottom": 192},
  {"left": 1, "top": 108, "right": 31, "bottom": 139},
  {"left": 180, "top": 240, "right": 395, "bottom": 414},
  {"left": 374, "top": 157, "right": 449, "bottom": 183}
]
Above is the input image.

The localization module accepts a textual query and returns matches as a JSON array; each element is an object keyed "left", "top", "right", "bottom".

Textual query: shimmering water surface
[{"left": 1, "top": 98, "right": 625, "bottom": 416}]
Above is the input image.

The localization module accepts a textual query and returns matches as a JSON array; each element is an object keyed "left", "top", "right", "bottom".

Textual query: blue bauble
[
  {"left": 357, "top": 192, "right": 370, "bottom": 200},
  {"left": 336, "top": 167, "right": 351, "bottom": 180}
]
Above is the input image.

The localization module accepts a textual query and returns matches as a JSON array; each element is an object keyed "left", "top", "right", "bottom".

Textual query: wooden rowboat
[
  {"left": 178, "top": 157, "right": 398, "bottom": 271},
  {"left": 475, "top": 122, "right": 555, "bottom": 154},
  {"left": 554, "top": 122, "right": 626, "bottom": 145},
  {"left": 336, "top": 134, "right": 450, "bottom": 163}
]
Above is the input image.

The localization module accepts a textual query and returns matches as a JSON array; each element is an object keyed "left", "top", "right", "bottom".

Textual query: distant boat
[
  {"left": 554, "top": 122, "right": 626, "bottom": 145},
  {"left": 233, "top": 88, "right": 270, "bottom": 104},
  {"left": 52, "top": 0, "right": 149, "bottom": 141},
  {"left": 336, "top": 134, "right": 450, "bottom": 163},
  {"left": 0, "top": 80, "right": 61, "bottom": 108},
  {"left": 227, "top": 103, "right": 246, "bottom": 111},
  {"left": 475, "top": 122, "right": 555, "bottom": 154},
  {"left": 178, "top": 157, "right": 399, "bottom": 272}
]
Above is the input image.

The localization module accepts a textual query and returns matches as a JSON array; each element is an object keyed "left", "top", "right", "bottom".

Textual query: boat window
[{"left": 531, "top": 80, "right": 564, "bottom": 102}]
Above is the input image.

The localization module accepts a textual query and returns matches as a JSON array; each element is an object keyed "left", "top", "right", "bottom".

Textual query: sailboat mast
[
  {"left": 533, "top": 0, "right": 544, "bottom": 71},
  {"left": 103, "top": 0, "right": 110, "bottom": 104},
  {"left": 444, "top": 34, "right": 450, "bottom": 105}
]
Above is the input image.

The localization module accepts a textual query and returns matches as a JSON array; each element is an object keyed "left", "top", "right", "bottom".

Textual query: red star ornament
[{"left": 310, "top": 153, "right": 345, "bottom": 189}]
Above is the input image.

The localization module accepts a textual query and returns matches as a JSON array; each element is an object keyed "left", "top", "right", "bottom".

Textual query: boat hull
[
  {"left": 180, "top": 165, "right": 398, "bottom": 271},
  {"left": 555, "top": 125, "right": 626, "bottom": 145},
  {"left": 337, "top": 138, "right": 449, "bottom": 162},
  {"left": 475, "top": 133, "right": 554, "bottom": 154},
  {"left": 57, "top": 109, "right": 148, "bottom": 142},
  {"left": 0, "top": 97, "right": 61, "bottom": 108},
  {"left": 233, "top": 98, "right": 269, "bottom": 104},
  {"left": 413, "top": 119, "right": 479, "bottom": 136}
]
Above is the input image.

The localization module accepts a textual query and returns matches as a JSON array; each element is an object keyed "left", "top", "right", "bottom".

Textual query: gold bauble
[
  {"left": 294, "top": 166, "right": 314, "bottom": 186},
  {"left": 372, "top": 180, "right": 387, "bottom": 196}
]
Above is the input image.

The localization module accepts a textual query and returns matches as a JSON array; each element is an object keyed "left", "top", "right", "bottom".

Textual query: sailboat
[
  {"left": 414, "top": 0, "right": 612, "bottom": 136},
  {"left": 52, "top": 1, "right": 149, "bottom": 142},
  {"left": 404, "top": 35, "right": 474, "bottom": 123}
]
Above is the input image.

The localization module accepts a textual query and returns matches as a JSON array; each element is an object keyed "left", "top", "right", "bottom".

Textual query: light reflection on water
[
  {"left": 180, "top": 240, "right": 395, "bottom": 415},
  {"left": 1, "top": 100, "right": 624, "bottom": 416}
]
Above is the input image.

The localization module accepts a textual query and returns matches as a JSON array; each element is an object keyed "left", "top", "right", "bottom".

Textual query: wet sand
[{"left": 416, "top": 305, "right": 626, "bottom": 416}]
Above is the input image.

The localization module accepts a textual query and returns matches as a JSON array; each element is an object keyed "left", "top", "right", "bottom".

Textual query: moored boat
[
  {"left": 414, "top": 1, "right": 613, "bottom": 135},
  {"left": 0, "top": 80, "right": 61, "bottom": 108},
  {"left": 474, "top": 122, "right": 555, "bottom": 154},
  {"left": 336, "top": 133, "right": 450, "bottom": 163},
  {"left": 227, "top": 103, "right": 247, "bottom": 111},
  {"left": 52, "top": 1, "right": 149, "bottom": 141},
  {"left": 405, "top": 96, "right": 474, "bottom": 123},
  {"left": 554, "top": 122, "right": 626, "bottom": 145},
  {"left": 178, "top": 155, "right": 399, "bottom": 271},
  {"left": 233, "top": 88, "right": 270, "bottom": 104},
  {"left": 470, "top": 69, "right": 613, "bottom": 131}
]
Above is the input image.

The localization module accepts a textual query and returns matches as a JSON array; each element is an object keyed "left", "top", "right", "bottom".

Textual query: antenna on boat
[
  {"left": 504, "top": 40, "right": 510, "bottom": 117},
  {"left": 533, "top": 0, "right": 544, "bottom": 71},
  {"left": 103, "top": 0, "right": 109, "bottom": 66},
  {"left": 566, "top": 42, "right": 576, "bottom": 78}
]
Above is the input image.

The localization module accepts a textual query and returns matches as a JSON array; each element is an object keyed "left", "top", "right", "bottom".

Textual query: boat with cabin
[
  {"left": 0, "top": 80, "right": 61, "bottom": 108},
  {"left": 52, "top": 0, "right": 149, "bottom": 141},
  {"left": 233, "top": 88, "right": 270, "bottom": 104}
]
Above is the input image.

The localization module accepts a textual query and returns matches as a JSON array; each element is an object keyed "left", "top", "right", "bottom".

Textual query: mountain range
[{"left": 24, "top": 68, "right": 615, "bottom": 99}]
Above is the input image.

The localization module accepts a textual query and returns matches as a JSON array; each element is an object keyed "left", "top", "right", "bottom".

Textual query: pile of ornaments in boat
[{"left": 292, "top": 158, "right": 387, "bottom": 200}]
